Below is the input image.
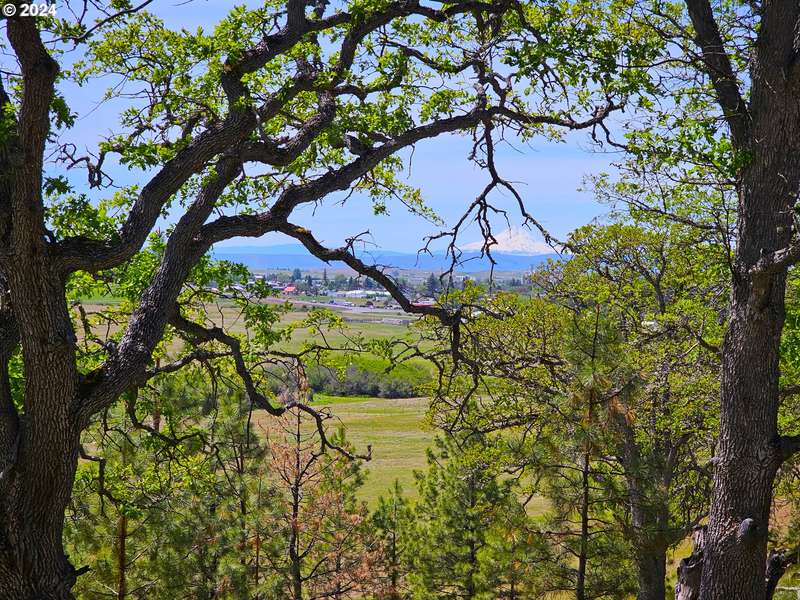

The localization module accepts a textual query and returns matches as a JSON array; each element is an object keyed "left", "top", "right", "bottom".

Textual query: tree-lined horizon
[{"left": 1, "top": 1, "right": 800, "bottom": 598}]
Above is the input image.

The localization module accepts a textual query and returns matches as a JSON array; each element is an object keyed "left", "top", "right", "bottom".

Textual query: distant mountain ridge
[
  {"left": 212, "top": 248, "right": 558, "bottom": 273},
  {"left": 213, "top": 228, "right": 562, "bottom": 273}
]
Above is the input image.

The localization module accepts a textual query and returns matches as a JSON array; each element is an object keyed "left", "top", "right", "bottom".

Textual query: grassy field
[
  {"left": 80, "top": 299, "right": 433, "bottom": 500},
  {"left": 253, "top": 391, "right": 553, "bottom": 517},
  {"left": 82, "top": 300, "right": 417, "bottom": 354},
  {"left": 279, "top": 313, "right": 414, "bottom": 353},
  {"left": 281, "top": 395, "right": 435, "bottom": 506}
]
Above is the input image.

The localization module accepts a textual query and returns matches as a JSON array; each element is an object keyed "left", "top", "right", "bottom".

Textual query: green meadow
[{"left": 255, "top": 395, "right": 434, "bottom": 506}]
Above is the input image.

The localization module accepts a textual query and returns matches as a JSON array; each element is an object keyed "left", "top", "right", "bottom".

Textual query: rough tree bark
[
  {"left": 681, "top": 1, "right": 800, "bottom": 598},
  {"left": 675, "top": 527, "right": 705, "bottom": 600},
  {"left": 0, "top": 13, "right": 83, "bottom": 599}
]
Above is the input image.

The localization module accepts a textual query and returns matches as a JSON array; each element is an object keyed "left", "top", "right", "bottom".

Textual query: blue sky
[
  {"left": 271, "top": 135, "right": 616, "bottom": 252},
  {"left": 49, "top": 0, "right": 617, "bottom": 253}
]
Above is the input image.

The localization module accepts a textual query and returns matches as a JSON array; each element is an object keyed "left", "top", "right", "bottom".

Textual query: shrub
[{"left": 305, "top": 357, "right": 431, "bottom": 399}]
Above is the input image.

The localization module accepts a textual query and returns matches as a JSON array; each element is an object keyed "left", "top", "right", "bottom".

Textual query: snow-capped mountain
[{"left": 461, "top": 226, "right": 554, "bottom": 255}]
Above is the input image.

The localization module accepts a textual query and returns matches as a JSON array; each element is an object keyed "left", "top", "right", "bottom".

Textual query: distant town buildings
[
  {"left": 217, "top": 267, "right": 532, "bottom": 309},
  {"left": 333, "top": 289, "right": 391, "bottom": 299}
]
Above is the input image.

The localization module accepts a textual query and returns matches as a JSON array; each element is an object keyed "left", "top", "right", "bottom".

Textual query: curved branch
[
  {"left": 76, "top": 157, "right": 244, "bottom": 421},
  {"left": 683, "top": 0, "right": 750, "bottom": 148},
  {"left": 168, "top": 310, "right": 283, "bottom": 417},
  {"left": 750, "top": 241, "right": 800, "bottom": 278},
  {"left": 168, "top": 311, "right": 370, "bottom": 460},
  {"left": 277, "top": 221, "right": 456, "bottom": 322},
  {"left": 55, "top": 111, "right": 256, "bottom": 274},
  {"left": 779, "top": 433, "right": 800, "bottom": 462}
]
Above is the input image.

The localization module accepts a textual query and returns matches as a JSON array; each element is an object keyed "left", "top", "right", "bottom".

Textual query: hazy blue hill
[{"left": 212, "top": 244, "right": 560, "bottom": 273}]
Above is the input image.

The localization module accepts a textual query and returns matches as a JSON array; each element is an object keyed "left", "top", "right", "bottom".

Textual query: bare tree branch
[{"left": 167, "top": 311, "right": 370, "bottom": 460}]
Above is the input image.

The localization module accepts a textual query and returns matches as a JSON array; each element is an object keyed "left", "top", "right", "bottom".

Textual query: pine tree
[
  {"left": 407, "top": 434, "right": 541, "bottom": 599},
  {"left": 66, "top": 375, "right": 275, "bottom": 599},
  {"left": 425, "top": 273, "right": 439, "bottom": 297},
  {"left": 370, "top": 481, "right": 413, "bottom": 599},
  {"left": 261, "top": 409, "right": 374, "bottom": 600}
]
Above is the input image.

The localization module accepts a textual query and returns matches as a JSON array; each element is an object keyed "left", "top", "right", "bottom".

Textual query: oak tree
[
  {"left": 598, "top": 0, "right": 800, "bottom": 594},
  {"left": 0, "top": 0, "right": 647, "bottom": 596}
]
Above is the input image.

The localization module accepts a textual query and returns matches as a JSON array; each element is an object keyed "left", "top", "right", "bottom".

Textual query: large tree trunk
[
  {"left": 0, "top": 309, "right": 82, "bottom": 599},
  {"left": 700, "top": 284, "right": 782, "bottom": 600},
  {"left": 0, "top": 377, "right": 81, "bottom": 599},
  {"left": 699, "top": 124, "right": 800, "bottom": 596},
  {"left": 697, "top": 174, "right": 787, "bottom": 599},
  {"left": 0, "top": 339, "right": 81, "bottom": 599},
  {"left": 696, "top": 3, "right": 800, "bottom": 597},
  {"left": 0, "top": 16, "right": 82, "bottom": 597},
  {"left": 635, "top": 549, "right": 666, "bottom": 600},
  {"left": 0, "top": 172, "right": 82, "bottom": 597}
]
